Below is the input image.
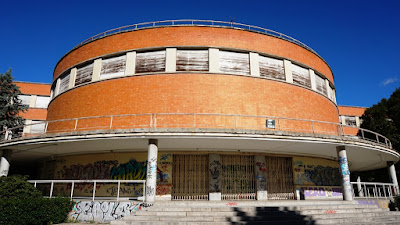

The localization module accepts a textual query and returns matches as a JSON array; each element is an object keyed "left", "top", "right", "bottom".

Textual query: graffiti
[
  {"left": 294, "top": 160, "right": 340, "bottom": 186},
  {"left": 255, "top": 162, "right": 266, "bottom": 173},
  {"left": 300, "top": 187, "right": 343, "bottom": 199},
  {"left": 358, "top": 200, "right": 389, "bottom": 208},
  {"left": 156, "top": 184, "right": 172, "bottom": 196},
  {"left": 209, "top": 159, "right": 221, "bottom": 192},
  {"left": 146, "top": 186, "right": 155, "bottom": 196},
  {"left": 58, "top": 160, "right": 118, "bottom": 179},
  {"left": 110, "top": 159, "right": 146, "bottom": 180},
  {"left": 106, "top": 185, "right": 143, "bottom": 197},
  {"left": 160, "top": 154, "right": 172, "bottom": 161},
  {"left": 225, "top": 202, "right": 238, "bottom": 206},
  {"left": 70, "top": 201, "right": 144, "bottom": 222},
  {"left": 325, "top": 210, "right": 336, "bottom": 214}
]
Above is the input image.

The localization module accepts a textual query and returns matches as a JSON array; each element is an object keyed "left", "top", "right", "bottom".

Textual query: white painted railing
[
  {"left": 28, "top": 179, "right": 146, "bottom": 202},
  {"left": 1, "top": 113, "right": 393, "bottom": 149},
  {"left": 71, "top": 19, "right": 319, "bottom": 57},
  {"left": 351, "top": 181, "right": 399, "bottom": 199}
]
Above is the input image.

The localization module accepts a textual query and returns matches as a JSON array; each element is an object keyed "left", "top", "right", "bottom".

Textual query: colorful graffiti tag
[
  {"left": 293, "top": 159, "right": 341, "bottom": 186},
  {"left": 300, "top": 186, "right": 342, "bottom": 199}
]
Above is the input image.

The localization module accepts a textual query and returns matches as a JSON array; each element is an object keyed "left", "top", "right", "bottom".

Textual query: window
[
  {"left": 344, "top": 116, "right": 357, "bottom": 127},
  {"left": 136, "top": 50, "right": 166, "bottom": 73},
  {"left": 292, "top": 64, "right": 311, "bottom": 88},
  {"left": 19, "top": 95, "right": 31, "bottom": 106},
  {"left": 59, "top": 72, "right": 70, "bottom": 93},
  {"left": 30, "top": 120, "right": 46, "bottom": 133},
  {"left": 35, "top": 96, "right": 50, "bottom": 108},
  {"left": 100, "top": 55, "right": 126, "bottom": 79},
  {"left": 259, "top": 56, "right": 285, "bottom": 80},
  {"left": 219, "top": 51, "right": 250, "bottom": 75},
  {"left": 176, "top": 50, "right": 208, "bottom": 71},
  {"left": 328, "top": 85, "right": 335, "bottom": 102},
  {"left": 315, "top": 74, "right": 327, "bottom": 95},
  {"left": 75, "top": 63, "right": 93, "bottom": 86}
]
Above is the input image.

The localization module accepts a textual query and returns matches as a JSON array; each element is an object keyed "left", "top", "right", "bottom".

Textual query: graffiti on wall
[
  {"left": 110, "top": 159, "right": 147, "bottom": 180},
  {"left": 70, "top": 201, "right": 145, "bottom": 222},
  {"left": 358, "top": 199, "right": 389, "bottom": 209},
  {"left": 300, "top": 186, "right": 342, "bottom": 199},
  {"left": 209, "top": 155, "right": 221, "bottom": 192},
  {"left": 57, "top": 160, "right": 118, "bottom": 179},
  {"left": 156, "top": 154, "right": 172, "bottom": 196},
  {"left": 293, "top": 159, "right": 340, "bottom": 186},
  {"left": 255, "top": 161, "right": 267, "bottom": 191}
]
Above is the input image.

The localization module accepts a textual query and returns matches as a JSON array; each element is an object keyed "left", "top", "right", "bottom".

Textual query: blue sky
[{"left": 0, "top": 0, "right": 399, "bottom": 107}]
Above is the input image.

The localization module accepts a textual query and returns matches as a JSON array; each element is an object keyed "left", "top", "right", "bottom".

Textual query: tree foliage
[
  {"left": 0, "top": 69, "right": 28, "bottom": 134},
  {"left": 360, "top": 87, "right": 400, "bottom": 150}
]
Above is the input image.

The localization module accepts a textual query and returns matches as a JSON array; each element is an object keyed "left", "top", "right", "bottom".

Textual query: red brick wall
[
  {"left": 338, "top": 106, "right": 366, "bottom": 117},
  {"left": 47, "top": 74, "right": 339, "bottom": 134},
  {"left": 54, "top": 27, "right": 333, "bottom": 84},
  {"left": 21, "top": 109, "right": 47, "bottom": 120},
  {"left": 15, "top": 82, "right": 51, "bottom": 96}
]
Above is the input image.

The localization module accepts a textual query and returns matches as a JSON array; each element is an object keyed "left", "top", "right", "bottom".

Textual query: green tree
[
  {"left": 360, "top": 88, "right": 400, "bottom": 150},
  {"left": 0, "top": 69, "right": 28, "bottom": 138}
]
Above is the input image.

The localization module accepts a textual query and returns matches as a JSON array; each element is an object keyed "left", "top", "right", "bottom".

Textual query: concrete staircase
[{"left": 111, "top": 200, "right": 400, "bottom": 225}]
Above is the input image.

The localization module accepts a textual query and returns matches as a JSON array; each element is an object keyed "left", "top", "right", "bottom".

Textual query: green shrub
[
  {"left": 0, "top": 175, "right": 41, "bottom": 198},
  {"left": 0, "top": 175, "right": 74, "bottom": 225}
]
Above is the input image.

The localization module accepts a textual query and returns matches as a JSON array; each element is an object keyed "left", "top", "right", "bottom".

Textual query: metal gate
[
  {"left": 172, "top": 154, "right": 209, "bottom": 200},
  {"left": 265, "top": 156, "right": 295, "bottom": 199},
  {"left": 221, "top": 155, "right": 256, "bottom": 200}
]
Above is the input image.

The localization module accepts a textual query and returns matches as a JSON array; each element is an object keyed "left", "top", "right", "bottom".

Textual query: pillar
[
  {"left": 92, "top": 58, "right": 102, "bottom": 82},
  {"left": 337, "top": 146, "right": 353, "bottom": 200},
  {"left": 249, "top": 52, "right": 260, "bottom": 76},
  {"left": 125, "top": 51, "right": 136, "bottom": 76},
  {"left": 357, "top": 176, "right": 364, "bottom": 197},
  {"left": 209, "top": 154, "right": 221, "bottom": 201},
  {"left": 209, "top": 48, "right": 219, "bottom": 73},
  {"left": 145, "top": 139, "right": 158, "bottom": 203},
  {"left": 283, "top": 59, "right": 293, "bottom": 83},
  {"left": 388, "top": 161, "right": 399, "bottom": 195},
  {"left": 0, "top": 149, "right": 12, "bottom": 177},
  {"left": 165, "top": 48, "right": 177, "bottom": 72},
  {"left": 255, "top": 155, "right": 267, "bottom": 200}
]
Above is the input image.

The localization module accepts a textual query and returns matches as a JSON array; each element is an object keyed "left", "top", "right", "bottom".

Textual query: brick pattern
[
  {"left": 47, "top": 74, "right": 339, "bottom": 133},
  {"left": 54, "top": 27, "right": 333, "bottom": 84},
  {"left": 14, "top": 82, "right": 51, "bottom": 96},
  {"left": 338, "top": 106, "right": 366, "bottom": 117}
]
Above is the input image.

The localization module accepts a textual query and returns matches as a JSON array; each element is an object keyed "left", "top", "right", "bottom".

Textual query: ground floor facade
[{"left": 36, "top": 150, "right": 344, "bottom": 201}]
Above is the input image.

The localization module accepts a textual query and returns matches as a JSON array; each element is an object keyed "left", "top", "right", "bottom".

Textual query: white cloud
[{"left": 381, "top": 77, "right": 398, "bottom": 86}]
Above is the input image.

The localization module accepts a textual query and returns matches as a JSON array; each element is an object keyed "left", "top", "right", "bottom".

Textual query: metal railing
[
  {"left": 28, "top": 179, "right": 146, "bottom": 202},
  {"left": 351, "top": 181, "right": 399, "bottom": 199},
  {"left": 1, "top": 113, "right": 392, "bottom": 149},
  {"left": 71, "top": 19, "right": 319, "bottom": 57}
]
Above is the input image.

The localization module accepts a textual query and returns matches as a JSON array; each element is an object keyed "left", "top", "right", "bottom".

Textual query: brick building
[{"left": 0, "top": 20, "right": 398, "bottom": 205}]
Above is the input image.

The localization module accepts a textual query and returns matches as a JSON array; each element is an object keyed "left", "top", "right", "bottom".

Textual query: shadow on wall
[{"left": 227, "top": 207, "right": 315, "bottom": 225}]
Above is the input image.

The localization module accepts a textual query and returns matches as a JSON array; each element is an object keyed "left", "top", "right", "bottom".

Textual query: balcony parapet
[{"left": 1, "top": 113, "right": 393, "bottom": 150}]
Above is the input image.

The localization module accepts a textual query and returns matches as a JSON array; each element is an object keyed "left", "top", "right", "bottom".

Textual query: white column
[
  {"left": 249, "top": 52, "right": 260, "bottom": 76},
  {"left": 309, "top": 69, "right": 316, "bottom": 91},
  {"left": 92, "top": 58, "right": 102, "bottom": 82},
  {"left": 284, "top": 60, "right": 293, "bottom": 83},
  {"left": 29, "top": 95, "right": 37, "bottom": 108},
  {"left": 145, "top": 139, "right": 158, "bottom": 203},
  {"left": 209, "top": 48, "right": 219, "bottom": 73},
  {"left": 23, "top": 120, "right": 32, "bottom": 134},
  {"left": 337, "top": 146, "right": 353, "bottom": 201},
  {"left": 356, "top": 117, "right": 361, "bottom": 127},
  {"left": 69, "top": 68, "right": 77, "bottom": 89},
  {"left": 255, "top": 155, "right": 267, "bottom": 200},
  {"left": 209, "top": 154, "right": 221, "bottom": 201},
  {"left": 0, "top": 150, "right": 12, "bottom": 177},
  {"left": 165, "top": 48, "right": 177, "bottom": 72},
  {"left": 125, "top": 51, "right": 136, "bottom": 76},
  {"left": 326, "top": 79, "right": 332, "bottom": 99},
  {"left": 357, "top": 176, "right": 364, "bottom": 197},
  {"left": 388, "top": 161, "right": 399, "bottom": 195},
  {"left": 54, "top": 78, "right": 61, "bottom": 96}
]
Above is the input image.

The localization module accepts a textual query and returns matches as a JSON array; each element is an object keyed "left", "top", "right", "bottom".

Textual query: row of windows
[
  {"left": 340, "top": 115, "right": 363, "bottom": 127},
  {"left": 19, "top": 94, "right": 50, "bottom": 109},
  {"left": 52, "top": 48, "right": 336, "bottom": 103}
]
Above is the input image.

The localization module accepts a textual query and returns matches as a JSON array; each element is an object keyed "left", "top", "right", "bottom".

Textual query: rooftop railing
[
  {"left": 71, "top": 19, "right": 320, "bottom": 58},
  {"left": 1, "top": 113, "right": 393, "bottom": 150}
]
